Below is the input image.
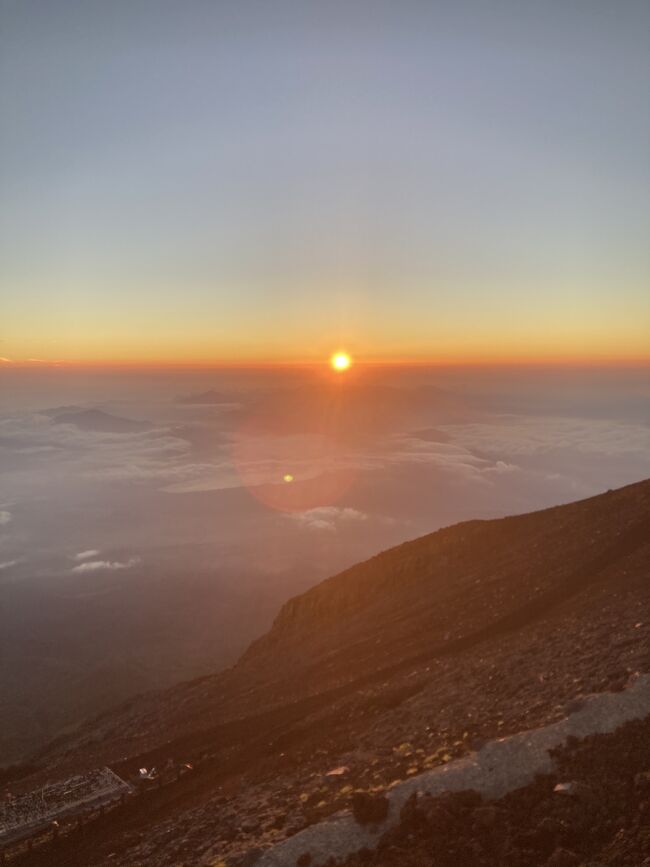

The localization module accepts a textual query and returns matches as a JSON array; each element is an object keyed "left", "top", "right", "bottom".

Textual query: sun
[{"left": 330, "top": 351, "right": 352, "bottom": 372}]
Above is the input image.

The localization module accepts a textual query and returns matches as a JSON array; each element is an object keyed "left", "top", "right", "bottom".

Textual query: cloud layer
[
  {"left": 73, "top": 549, "right": 100, "bottom": 561},
  {"left": 290, "top": 506, "right": 368, "bottom": 532},
  {"left": 71, "top": 556, "right": 140, "bottom": 574},
  {"left": 1, "top": 368, "right": 649, "bottom": 585}
]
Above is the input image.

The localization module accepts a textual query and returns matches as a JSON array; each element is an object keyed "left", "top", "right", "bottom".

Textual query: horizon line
[{"left": 1, "top": 356, "right": 649, "bottom": 372}]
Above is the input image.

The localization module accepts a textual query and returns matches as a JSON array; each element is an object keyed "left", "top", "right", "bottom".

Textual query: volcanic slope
[{"left": 12, "top": 480, "right": 650, "bottom": 866}]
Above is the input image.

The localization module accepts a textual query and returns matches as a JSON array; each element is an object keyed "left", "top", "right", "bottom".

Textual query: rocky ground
[
  {"left": 4, "top": 481, "right": 650, "bottom": 866},
  {"left": 342, "top": 715, "right": 650, "bottom": 867},
  {"left": 10, "top": 563, "right": 647, "bottom": 866}
]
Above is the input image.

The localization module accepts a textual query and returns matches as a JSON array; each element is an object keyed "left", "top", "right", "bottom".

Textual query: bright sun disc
[{"left": 331, "top": 352, "right": 352, "bottom": 371}]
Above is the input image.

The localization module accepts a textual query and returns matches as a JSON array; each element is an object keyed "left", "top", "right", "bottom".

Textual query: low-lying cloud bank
[{"left": 1, "top": 369, "right": 649, "bottom": 582}]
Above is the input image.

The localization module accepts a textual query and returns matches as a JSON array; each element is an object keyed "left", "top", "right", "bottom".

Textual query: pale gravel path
[{"left": 251, "top": 672, "right": 650, "bottom": 866}]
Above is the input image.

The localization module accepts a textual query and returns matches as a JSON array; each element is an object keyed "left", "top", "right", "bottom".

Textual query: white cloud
[
  {"left": 442, "top": 417, "right": 650, "bottom": 457},
  {"left": 72, "top": 556, "right": 140, "bottom": 573},
  {"left": 0, "top": 412, "right": 195, "bottom": 487},
  {"left": 73, "top": 549, "right": 100, "bottom": 561},
  {"left": 0, "top": 510, "right": 12, "bottom": 526},
  {"left": 291, "top": 506, "right": 368, "bottom": 532},
  {"left": 0, "top": 560, "right": 17, "bottom": 570},
  {"left": 484, "top": 460, "right": 519, "bottom": 475}
]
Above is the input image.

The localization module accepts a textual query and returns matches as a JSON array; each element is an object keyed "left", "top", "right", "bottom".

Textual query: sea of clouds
[{"left": 1, "top": 365, "right": 649, "bottom": 586}]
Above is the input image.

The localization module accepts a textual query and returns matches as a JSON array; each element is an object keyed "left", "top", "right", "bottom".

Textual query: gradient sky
[{"left": 1, "top": 0, "right": 649, "bottom": 364}]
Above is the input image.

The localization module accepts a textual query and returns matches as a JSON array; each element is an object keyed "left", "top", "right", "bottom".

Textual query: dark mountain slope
[
  {"left": 9, "top": 480, "right": 650, "bottom": 866},
  {"left": 239, "top": 480, "right": 649, "bottom": 679},
  {"left": 37, "top": 479, "right": 648, "bottom": 768}
]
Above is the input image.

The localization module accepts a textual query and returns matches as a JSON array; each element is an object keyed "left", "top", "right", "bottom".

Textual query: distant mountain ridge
[{"left": 43, "top": 407, "right": 152, "bottom": 434}]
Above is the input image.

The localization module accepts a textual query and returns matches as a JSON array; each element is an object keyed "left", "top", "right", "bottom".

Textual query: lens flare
[{"left": 331, "top": 352, "right": 352, "bottom": 371}]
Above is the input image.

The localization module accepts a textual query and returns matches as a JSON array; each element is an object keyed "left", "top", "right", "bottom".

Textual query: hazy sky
[{"left": 1, "top": 0, "right": 649, "bottom": 364}]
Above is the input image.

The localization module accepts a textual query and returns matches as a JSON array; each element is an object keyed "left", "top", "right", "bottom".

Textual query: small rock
[
  {"left": 240, "top": 819, "right": 260, "bottom": 834},
  {"left": 325, "top": 766, "right": 349, "bottom": 777},
  {"left": 352, "top": 791, "right": 389, "bottom": 824}
]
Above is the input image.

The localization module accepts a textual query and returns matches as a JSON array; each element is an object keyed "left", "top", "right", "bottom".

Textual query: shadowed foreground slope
[{"left": 9, "top": 480, "right": 650, "bottom": 866}]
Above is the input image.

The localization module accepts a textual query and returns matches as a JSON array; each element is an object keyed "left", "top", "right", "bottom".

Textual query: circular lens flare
[{"left": 331, "top": 352, "right": 352, "bottom": 371}]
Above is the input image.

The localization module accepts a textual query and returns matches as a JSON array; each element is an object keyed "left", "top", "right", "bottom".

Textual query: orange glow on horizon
[{"left": 1, "top": 350, "right": 649, "bottom": 372}]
